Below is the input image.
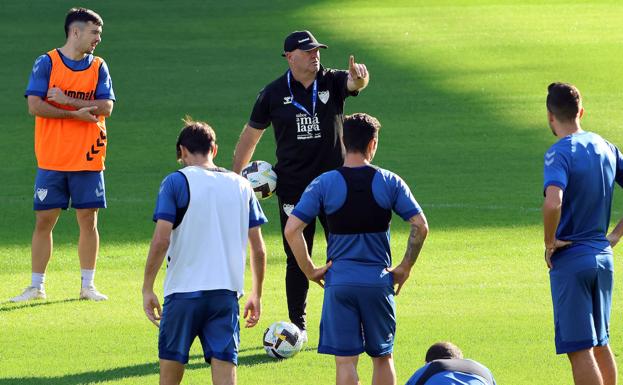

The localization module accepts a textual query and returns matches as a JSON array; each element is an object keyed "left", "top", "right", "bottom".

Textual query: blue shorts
[
  {"left": 549, "top": 245, "right": 613, "bottom": 354},
  {"left": 33, "top": 168, "right": 106, "bottom": 210},
  {"left": 319, "top": 285, "right": 396, "bottom": 357},
  {"left": 158, "top": 290, "right": 240, "bottom": 365}
]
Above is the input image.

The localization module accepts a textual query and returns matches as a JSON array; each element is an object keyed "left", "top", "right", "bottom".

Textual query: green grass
[{"left": 2, "top": 0, "right": 623, "bottom": 383}]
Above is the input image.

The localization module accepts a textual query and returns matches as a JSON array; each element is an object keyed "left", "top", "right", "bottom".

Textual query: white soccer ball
[
  {"left": 241, "top": 160, "right": 277, "bottom": 200},
  {"left": 262, "top": 321, "right": 304, "bottom": 359}
]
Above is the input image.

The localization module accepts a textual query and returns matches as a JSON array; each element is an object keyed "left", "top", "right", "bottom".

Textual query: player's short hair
[
  {"left": 425, "top": 342, "right": 464, "bottom": 362},
  {"left": 65, "top": 8, "right": 103, "bottom": 38},
  {"left": 343, "top": 113, "right": 381, "bottom": 154},
  {"left": 546, "top": 82, "right": 582, "bottom": 122},
  {"left": 176, "top": 116, "right": 217, "bottom": 160}
]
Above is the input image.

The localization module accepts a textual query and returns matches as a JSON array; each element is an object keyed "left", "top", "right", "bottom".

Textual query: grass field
[{"left": 2, "top": 1, "right": 623, "bottom": 384}]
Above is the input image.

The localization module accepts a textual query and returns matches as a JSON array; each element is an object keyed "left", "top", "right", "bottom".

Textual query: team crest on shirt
[
  {"left": 36, "top": 188, "right": 48, "bottom": 202},
  {"left": 318, "top": 90, "right": 330, "bottom": 104},
  {"left": 283, "top": 96, "right": 292, "bottom": 105},
  {"left": 545, "top": 150, "right": 556, "bottom": 166}
]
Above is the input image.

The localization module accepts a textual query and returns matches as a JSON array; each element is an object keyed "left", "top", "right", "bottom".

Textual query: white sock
[
  {"left": 31, "top": 273, "right": 45, "bottom": 290},
  {"left": 81, "top": 269, "right": 95, "bottom": 288}
]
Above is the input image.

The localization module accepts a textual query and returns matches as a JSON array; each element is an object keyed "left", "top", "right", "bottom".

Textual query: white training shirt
[{"left": 163, "top": 166, "right": 262, "bottom": 297}]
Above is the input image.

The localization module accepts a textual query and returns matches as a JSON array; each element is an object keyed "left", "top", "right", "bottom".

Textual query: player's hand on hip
[
  {"left": 243, "top": 292, "right": 261, "bottom": 328},
  {"left": 388, "top": 264, "right": 411, "bottom": 296},
  {"left": 143, "top": 291, "right": 162, "bottom": 327},
  {"left": 72, "top": 106, "right": 99, "bottom": 122},
  {"left": 46, "top": 87, "right": 69, "bottom": 105},
  {"left": 544, "top": 239, "right": 572, "bottom": 269},
  {"left": 308, "top": 261, "right": 332, "bottom": 288},
  {"left": 348, "top": 55, "right": 368, "bottom": 80}
]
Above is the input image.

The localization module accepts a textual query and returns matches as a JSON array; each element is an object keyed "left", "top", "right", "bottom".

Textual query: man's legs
[
  {"left": 211, "top": 358, "right": 236, "bottom": 385},
  {"left": 568, "top": 349, "right": 603, "bottom": 385},
  {"left": 76, "top": 208, "right": 107, "bottom": 300},
  {"left": 335, "top": 355, "right": 360, "bottom": 385},
  {"left": 76, "top": 208, "right": 99, "bottom": 270},
  {"left": 10, "top": 209, "right": 61, "bottom": 301},
  {"left": 278, "top": 196, "right": 315, "bottom": 331},
  {"left": 371, "top": 355, "right": 396, "bottom": 385},
  {"left": 594, "top": 345, "right": 617, "bottom": 385},
  {"left": 32, "top": 208, "right": 61, "bottom": 273},
  {"left": 159, "top": 359, "right": 184, "bottom": 385}
]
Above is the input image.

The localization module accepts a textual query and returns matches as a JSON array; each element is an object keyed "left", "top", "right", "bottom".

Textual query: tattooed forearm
[{"left": 403, "top": 223, "right": 426, "bottom": 266}]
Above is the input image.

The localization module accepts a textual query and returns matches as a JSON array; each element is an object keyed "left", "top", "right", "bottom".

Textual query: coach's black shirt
[{"left": 249, "top": 66, "right": 357, "bottom": 198}]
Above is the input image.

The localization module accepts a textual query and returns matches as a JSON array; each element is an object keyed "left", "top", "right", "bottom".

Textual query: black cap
[{"left": 282, "top": 30, "right": 328, "bottom": 56}]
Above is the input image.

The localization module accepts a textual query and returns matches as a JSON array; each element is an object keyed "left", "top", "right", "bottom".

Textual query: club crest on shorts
[
  {"left": 319, "top": 90, "right": 330, "bottom": 104},
  {"left": 282, "top": 203, "right": 294, "bottom": 216},
  {"left": 36, "top": 188, "right": 48, "bottom": 202}
]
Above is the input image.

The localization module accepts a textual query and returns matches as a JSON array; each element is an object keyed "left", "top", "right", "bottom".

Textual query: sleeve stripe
[
  {"left": 248, "top": 120, "right": 270, "bottom": 130},
  {"left": 291, "top": 209, "right": 313, "bottom": 224},
  {"left": 399, "top": 208, "right": 422, "bottom": 221},
  {"left": 153, "top": 213, "right": 176, "bottom": 224},
  {"left": 249, "top": 218, "right": 268, "bottom": 228}
]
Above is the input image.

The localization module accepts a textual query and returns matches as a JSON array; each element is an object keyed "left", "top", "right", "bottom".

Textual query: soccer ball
[
  {"left": 262, "top": 321, "right": 304, "bottom": 359},
  {"left": 241, "top": 160, "right": 277, "bottom": 200}
]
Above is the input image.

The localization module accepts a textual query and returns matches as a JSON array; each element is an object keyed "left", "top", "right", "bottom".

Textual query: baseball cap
[{"left": 282, "top": 30, "right": 328, "bottom": 56}]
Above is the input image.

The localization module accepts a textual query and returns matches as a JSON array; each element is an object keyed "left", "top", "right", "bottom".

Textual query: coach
[{"left": 233, "top": 30, "right": 369, "bottom": 339}]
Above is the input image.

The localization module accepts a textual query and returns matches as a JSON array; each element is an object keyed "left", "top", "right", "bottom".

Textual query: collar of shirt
[{"left": 284, "top": 65, "right": 326, "bottom": 93}]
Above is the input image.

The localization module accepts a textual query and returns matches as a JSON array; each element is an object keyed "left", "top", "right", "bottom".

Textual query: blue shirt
[
  {"left": 543, "top": 131, "right": 623, "bottom": 250},
  {"left": 405, "top": 361, "right": 496, "bottom": 385},
  {"left": 292, "top": 166, "right": 421, "bottom": 287},
  {"left": 25, "top": 50, "right": 115, "bottom": 100},
  {"left": 153, "top": 170, "right": 267, "bottom": 228}
]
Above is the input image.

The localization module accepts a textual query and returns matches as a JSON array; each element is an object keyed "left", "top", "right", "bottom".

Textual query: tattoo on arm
[{"left": 404, "top": 224, "right": 425, "bottom": 266}]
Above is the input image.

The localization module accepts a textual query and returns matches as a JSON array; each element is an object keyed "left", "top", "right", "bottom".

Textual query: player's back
[
  {"left": 164, "top": 166, "right": 255, "bottom": 296},
  {"left": 405, "top": 359, "right": 496, "bottom": 385},
  {"left": 293, "top": 165, "right": 421, "bottom": 287},
  {"left": 545, "top": 131, "right": 622, "bottom": 248}
]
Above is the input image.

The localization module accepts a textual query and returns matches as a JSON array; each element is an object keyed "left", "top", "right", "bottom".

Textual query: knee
[
  {"left": 372, "top": 354, "right": 394, "bottom": 368},
  {"left": 335, "top": 356, "right": 358, "bottom": 370},
  {"left": 568, "top": 348, "right": 595, "bottom": 364},
  {"left": 34, "top": 211, "right": 59, "bottom": 232},
  {"left": 593, "top": 344, "right": 613, "bottom": 358},
  {"left": 160, "top": 372, "right": 182, "bottom": 385},
  {"left": 76, "top": 209, "right": 98, "bottom": 231}
]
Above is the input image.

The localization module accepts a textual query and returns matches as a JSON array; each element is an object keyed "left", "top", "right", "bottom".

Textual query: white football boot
[
  {"left": 79, "top": 286, "right": 108, "bottom": 301},
  {"left": 300, "top": 329, "right": 308, "bottom": 344},
  {"left": 10, "top": 287, "right": 46, "bottom": 302}
]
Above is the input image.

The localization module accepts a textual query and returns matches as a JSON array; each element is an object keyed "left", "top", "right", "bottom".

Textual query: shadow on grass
[
  {"left": 0, "top": 348, "right": 294, "bottom": 384},
  {"left": 0, "top": 298, "right": 80, "bottom": 313}
]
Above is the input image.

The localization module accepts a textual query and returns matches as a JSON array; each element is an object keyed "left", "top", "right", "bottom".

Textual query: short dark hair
[
  {"left": 176, "top": 117, "right": 217, "bottom": 160},
  {"left": 65, "top": 8, "right": 103, "bottom": 38},
  {"left": 425, "top": 342, "right": 464, "bottom": 362},
  {"left": 546, "top": 82, "right": 582, "bottom": 122},
  {"left": 343, "top": 113, "right": 381, "bottom": 154}
]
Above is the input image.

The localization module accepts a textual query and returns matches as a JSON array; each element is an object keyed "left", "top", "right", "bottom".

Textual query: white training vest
[{"left": 163, "top": 166, "right": 254, "bottom": 297}]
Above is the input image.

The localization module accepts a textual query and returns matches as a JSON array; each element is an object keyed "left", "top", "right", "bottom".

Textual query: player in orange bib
[{"left": 11, "top": 8, "right": 115, "bottom": 302}]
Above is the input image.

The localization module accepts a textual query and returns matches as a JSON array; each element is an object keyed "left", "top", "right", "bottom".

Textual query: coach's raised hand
[{"left": 347, "top": 55, "right": 369, "bottom": 91}]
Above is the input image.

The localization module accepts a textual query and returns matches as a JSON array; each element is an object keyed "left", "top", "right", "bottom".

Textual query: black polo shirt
[{"left": 249, "top": 66, "right": 357, "bottom": 199}]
